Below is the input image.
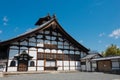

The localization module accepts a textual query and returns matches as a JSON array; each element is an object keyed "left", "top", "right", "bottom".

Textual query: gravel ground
[{"left": 0, "top": 72, "right": 120, "bottom": 80}]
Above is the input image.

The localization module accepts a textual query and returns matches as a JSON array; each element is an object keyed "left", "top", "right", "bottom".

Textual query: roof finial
[{"left": 53, "top": 14, "right": 56, "bottom": 18}]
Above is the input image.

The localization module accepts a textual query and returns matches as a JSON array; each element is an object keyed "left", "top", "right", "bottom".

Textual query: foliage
[{"left": 102, "top": 44, "right": 120, "bottom": 57}]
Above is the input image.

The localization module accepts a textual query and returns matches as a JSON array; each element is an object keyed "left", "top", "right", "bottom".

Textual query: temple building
[{"left": 0, "top": 15, "right": 89, "bottom": 72}]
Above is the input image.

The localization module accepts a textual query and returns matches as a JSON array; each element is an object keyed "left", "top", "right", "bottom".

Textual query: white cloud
[
  {"left": 79, "top": 40, "right": 83, "bottom": 43},
  {"left": 3, "top": 16, "right": 8, "bottom": 22},
  {"left": 117, "top": 46, "right": 119, "bottom": 48},
  {"left": 109, "top": 28, "right": 120, "bottom": 39},
  {"left": 0, "top": 30, "right": 2, "bottom": 34},
  {"left": 14, "top": 27, "right": 19, "bottom": 32},
  {"left": 3, "top": 22, "right": 7, "bottom": 26},
  {"left": 3, "top": 16, "right": 8, "bottom": 26},
  {"left": 98, "top": 40, "right": 102, "bottom": 43},
  {"left": 99, "top": 32, "right": 105, "bottom": 37},
  {"left": 105, "top": 44, "right": 109, "bottom": 48}
]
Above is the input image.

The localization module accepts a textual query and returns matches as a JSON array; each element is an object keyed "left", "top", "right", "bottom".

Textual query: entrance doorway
[
  {"left": 18, "top": 60, "right": 28, "bottom": 71},
  {"left": 14, "top": 50, "right": 33, "bottom": 72}
]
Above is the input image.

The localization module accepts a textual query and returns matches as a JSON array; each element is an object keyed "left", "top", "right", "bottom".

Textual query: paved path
[{"left": 0, "top": 72, "right": 120, "bottom": 80}]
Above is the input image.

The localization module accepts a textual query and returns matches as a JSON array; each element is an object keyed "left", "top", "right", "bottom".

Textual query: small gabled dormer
[{"left": 35, "top": 14, "right": 57, "bottom": 26}]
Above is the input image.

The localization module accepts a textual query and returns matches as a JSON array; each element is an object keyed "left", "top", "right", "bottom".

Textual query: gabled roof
[
  {"left": 92, "top": 56, "right": 120, "bottom": 61},
  {"left": 81, "top": 53, "right": 102, "bottom": 60},
  {"left": 0, "top": 15, "right": 89, "bottom": 52}
]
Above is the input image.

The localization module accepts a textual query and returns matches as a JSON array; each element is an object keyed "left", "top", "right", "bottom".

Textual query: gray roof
[
  {"left": 1, "top": 18, "right": 54, "bottom": 43},
  {"left": 81, "top": 54, "right": 100, "bottom": 60},
  {"left": 92, "top": 56, "right": 120, "bottom": 61}
]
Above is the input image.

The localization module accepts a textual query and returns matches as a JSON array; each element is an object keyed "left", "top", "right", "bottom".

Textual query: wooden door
[
  {"left": 18, "top": 61, "right": 28, "bottom": 71},
  {"left": 98, "top": 60, "right": 111, "bottom": 72}
]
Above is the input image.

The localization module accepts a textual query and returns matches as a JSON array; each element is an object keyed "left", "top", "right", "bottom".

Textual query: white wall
[
  {"left": 57, "top": 61, "right": 63, "bottom": 70},
  {"left": 8, "top": 60, "right": 18, "bottom": 67},
  {"left": 7, "top": 67, "right": 17, "bottom": 72},
  {"left": 63, "top": 61, "right": 69, "bottom": 70},
  {"left": 70, "top": 61, "right": 75, "bottom": 70},
  {"left": 86, "top": 60, "right": 91, "bottom": 71},
  {"left": 29, "top": 51, "right": 37, "bottom": 59},
  {"left": 70, "top": 61, "right": 75, "bottom": 66},
  {"left": 37, "top": 60, "right": 44, "bottom": 66},
  {"left": 37, "top": 67, "right": 44, "bottom": 71},
  {"left": 57, "top": 67, "right": 62, "bottom": 70},
  {"left": 112, "top": 61, "right": 120, "bottom": 70},
  {"left": 76, "top": 61, "right": 81, "bottom": 70},
  {"left": 91, "top": 61, "right": 97, "bottom": 71},
  {"left": 57, "top": 61, "right": 62, "bottom": 66},
  {"left": 81, "top": 65, "right": 86, "bottom": 71},
  {"left": 28, "top": 67, "right": 36, "bottom": 71}
]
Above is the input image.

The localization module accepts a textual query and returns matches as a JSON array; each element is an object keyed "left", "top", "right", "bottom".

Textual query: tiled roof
[{"left": 92, "top": 56, "right": 120, "bottom": 61}]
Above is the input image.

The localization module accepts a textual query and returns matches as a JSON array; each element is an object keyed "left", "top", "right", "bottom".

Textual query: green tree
[{"left": 103, "top": 44, "right": 120, "bottom": 57}]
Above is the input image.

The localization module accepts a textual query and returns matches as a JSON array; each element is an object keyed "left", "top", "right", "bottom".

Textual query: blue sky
[{"left": 0, "top": 0, "right": 120, "bottom": 52}]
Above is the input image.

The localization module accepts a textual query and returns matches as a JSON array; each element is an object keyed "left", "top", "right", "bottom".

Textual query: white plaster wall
[
  {"left": 37, "top": 35, "right": 42, "bottom": 38},
  {"left": 70, "top": 67, "right": 75, "bottom": 70},
  {"left": 29, "top": 43, "right": 36, "bottom": 46},
  {"left": 37, "top": 43, "right": 44, "bottom": 47},
  {"left": 37, "top": 60, "right": 44, "bottom": 66},
  {"left": 64, "top": 61, "right": 69, "bottom": 67},
  {"left": 10, "top": 46, "right": 19, "bottom": 49},
  {"left": 76, "top": 67, "right": 81, "bottom": 70},
  {"left": 37, "top": 67, "right": 44, "bottom": 71},
  {"left": 112, "top": 61, "right": 119, "bottom": 67},
  {"left": 70, "top": 61, "right": 75, "bottom": 66},
  {"left": 86, "top": 61, "right": 91, "bottom": 71},
  {"left": 58, "top": 50, "right": 62, "bottom": 53},
  {"left": 28, "top": 67, "right": 36, "bottom": 71},
  {"left": 20, "top": 41, "right": 27, "bottom": 45},
  {"left": 7, "top": 60, "right": 18, "bottom": 72},
  {"left": 29, "top": 51, "right": 37, "bottom": 59},
  {"left": 112, "top": 61, "right": 120, "bottom": 70},
  {"left": 57, "top": 61, "right": 62, "bottom": 66},
  {"left": 57, "top": 67, "right": 62, "bottom": 71},
  {"left": 46, "top": 61, "right": 55, "bottom": 67},
  {"left": 29, "top": 48, "right": 37, "bottom": 51},
  {"left": 7, "top": 67, "right": 17, "bottom": 72},
  {"left": 92, "top": 67, "right": 96, "bottom": 71},
  {"left": 76, "top": 61, "right": 80, "bottom": 67},
  {"left": 45, "top": 49, "right": 50, "bottom": 53},
  {"left": 64, "top": 67, "right": 69, "bottom": 70},
  {"left": 63, "top": 61, "right": 69, "bottom": 70},
  {"left": 29, "top": 37, "right": 36, "bottom": 42},
  {"left": 51, "top": 49, "right": 57, "bottom": 53},
  {"left": 38, "top": 48, "right": 44, "bottom": 52},
  {"left": 81, "top": 65, "right": 86, "bottom": 71},
  {"left": 91, "top": 62, "right": 97, "bottom": 71},
  {"left": 8, "top": 60, "right": 18, "bottom": 67},
  {"left": 0, "top": 65, "right": 6, "bottom": 72}
]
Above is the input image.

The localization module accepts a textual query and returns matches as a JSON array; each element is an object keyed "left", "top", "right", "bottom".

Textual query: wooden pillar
[{"left": 6, "top": 47, "right": 10, "bottom": 72}]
